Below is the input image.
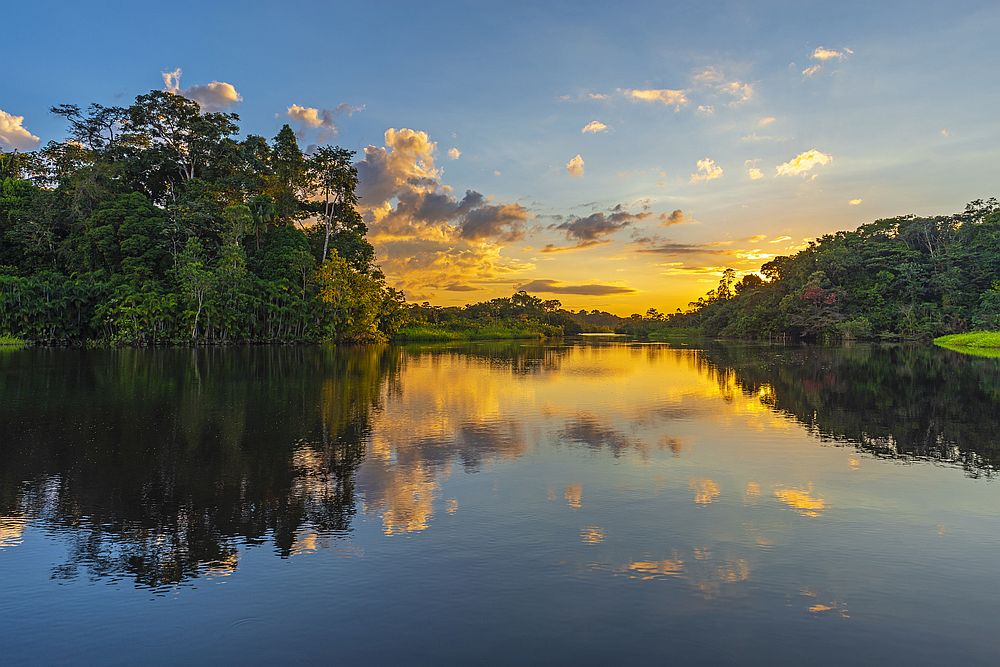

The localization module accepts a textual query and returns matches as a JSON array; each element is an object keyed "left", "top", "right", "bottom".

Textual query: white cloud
[
  {"left": 849, "top": 198, "right": 863, "bottom": 206},
  {"left": 566, "top": 154, "right": 585, "bottom": 178},
  {"left": 690, "top": 158, "right": 723, "bottom": 183},
  {"left": 744, "top": 159, "right": 764, "bottom": 180},
  {"left": 162, "top": 68, "right": 242, "bottom": 111},
  {"left": 802, "top": 64, "right": 822, "bottom": 77},
  {"left": 448, "top": 147, "right": 461, "bottom": 159},
  {"left": 0, "top": 109, "right": 40, "bottom": 149},
  {"left": 812, "top": 47, "right": 852, "bottom": 61},
  {"left": 722, "top": 81, "right": 754, "bottom": 105},
  {"left": 775, "top": 149, "right": 833, "bottom": 176},
  {"left": 588, "top": 92, "right": 609, "bottom": 100},
  {"left": 697, "top": 105, "right": 715, "bottom": 115},
  {"left": 581, "top": 120, "right": 609, "bottom": 134},
  {"left": 757, "top": 116, "right": 776, "bottom": 127},
  {"left": 940, "top": 128, "right": 951, "bottom": 138},
  {"left": 624, "top": 88, "right": 689, "bottom": 110}
]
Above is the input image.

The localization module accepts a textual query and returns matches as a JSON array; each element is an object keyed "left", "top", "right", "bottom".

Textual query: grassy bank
[
  {"left": 0, "top": 335, "right": 26, "bottom": 347},
  {"left": 934, "top": 331, "right": 1000, "bottom": 358},
  {"left": 392, "top": 324, "right": 555, "bottom": 342}
]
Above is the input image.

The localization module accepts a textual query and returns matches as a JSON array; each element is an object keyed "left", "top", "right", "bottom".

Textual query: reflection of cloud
[
  {"left": 581, "top": 526, "right": 605, "bottom": 544},
  {"left": 625, "top": 559, "right": 685, "bottom": 579},
  {"left": 774, "top": 486, "right": 825, "bottom": 517},
  {"left": 0, "top": 514, "right": 27, "bottom": 548},
  {"left": 690, "top": 478, "right": 721, "bottom": 504},
  {"left": 564, "top": 482, "right": 583, "bottom": 509}
]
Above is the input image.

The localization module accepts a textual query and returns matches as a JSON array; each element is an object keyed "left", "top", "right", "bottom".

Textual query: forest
[
  {"left": 639, "top": 199, "right": 1000, "bottom": 342},
  {"left": 2, "top": 87, "right": 997, "bottom": 345},
  {"left": 0, "top": 90, "right": 408, "bottom": 344}
]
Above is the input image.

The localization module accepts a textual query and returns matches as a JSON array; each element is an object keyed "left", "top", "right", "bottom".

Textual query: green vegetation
[
  {"left": 0, "top": 334, "right": 25, "bottom": 346},
  {"left": 934, "top": 331, "right": 1000, "bottom": 358},
  {"left": 634, "top": 200, "right": 1000, "bottom": 342},
  {"left": 400, "top": 290, "right": 574, "bottom": 340},
  {"left": 0, "top": 90, "right": 403, "bottom": 344}
]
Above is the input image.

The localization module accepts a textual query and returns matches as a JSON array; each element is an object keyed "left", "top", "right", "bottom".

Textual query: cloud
[
  {"left": 555, "top": 204, "right": 649, "bottom": 242},
  {"left": 460, "top": 202, "right": 530, "bottom": 242},
  {"left": 660, "top": 209, "right": 688, "bottom": 226},
  {"left": 581, "top": 120, "right": 608, "bottom": 134},
  {"left": 355, "top": 128, "right": 533, "bottom": 296},
  {"left": 697, "top": 105, "right": 715, "bottom": 115},
  {"left": 447, "top": 147, "right": 461, "bottom": 159},
  {"left": 634, "top": 240, "right": 730, "bottom": 256},
  {"left": 721, "top": 81, "right": 754, "bottom": 105},
  {"left": 588, "top": 92, "right": 610, "bottom": 100},
  {"left": 744, "top": 159, "right": 764, "bottom": 180},
  {"left": 848, "top": 198, "right": 863, "bottom": 206},
  {"left": 940, "top": 128, "right": 950, "bottom": 138},
  {"left": 625, "top": 88, "right": 689, "bottom": 110},
  {"left": 740, "top": 132, "right": 785, "bottom": 143},
  {"left": 286, "top": 102, "right": 363, "bottom": 140},
  {"left": 519, "top": 279, "right": 636, "bottom": 295},
  {"left": 758, "top": 116, "right": 776, "bottom": 127},
  {"left": 690, "top": 158, "right": 723, "bottom": 183},
  {"left": 442, "top": 284, "right": 479, "bottom": 292},
  {"left": 802, "top": 64, "right": 822, "bottom": 77},
  {"left": 769, "top": 235, "right": 792, "bottom": 244},
  {"left": 0, "top": 109, "right": 40, "bottom": 149},
  {"left": 812, "top": 47, "right": 852, "bottom": 61},
  {"left": 775, "top": 149, "right": 832, "bottom": 176},
  {"left": 566, "top": 154, "right": 585, "bottom": 177},
  {"left": 162, "top": 68, "right": 242, "bottom": 111}
]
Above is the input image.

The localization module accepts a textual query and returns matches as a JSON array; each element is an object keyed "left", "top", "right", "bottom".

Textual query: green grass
[
  {"left": 393, "top": 324, "right": 550, "bottom": 342},
  {"left": 934, "top": 331, "right": 1000, "bottom": 358},
  {"left": 0, "top": 335, "right": 26, "bottom": 348}
]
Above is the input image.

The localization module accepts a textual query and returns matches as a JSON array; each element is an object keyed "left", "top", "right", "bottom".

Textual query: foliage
[
  {"left": 645, "top": 200, "right": 1000, "bottom": 341},
  {"left": 0, "top": 87, "right": 400, "bottom": 344}
]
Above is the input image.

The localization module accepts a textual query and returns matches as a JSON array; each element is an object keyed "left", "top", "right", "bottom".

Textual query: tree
[{"left": 307, "top": 146, "right": 359, "bottom": 262}]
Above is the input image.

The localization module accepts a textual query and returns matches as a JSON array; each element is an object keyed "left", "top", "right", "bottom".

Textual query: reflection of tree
[
  {"left": 698, "top": 343, "right": 1000, "bottom": 475},
  {"left": 0, "top": 346, "right": 399, "bottom": 587}
]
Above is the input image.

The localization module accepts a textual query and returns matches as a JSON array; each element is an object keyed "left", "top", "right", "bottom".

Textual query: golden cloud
[
  {"left": 0, "top": 109, "right": 40, "bottom": 149},
  {"left": 625, "top": 88, "right": 689, "bottom": 110},
  {"left": 775, "top": 149, "right": 832, "bottom": 176},
  {"left": 690, "top": 157, "right": 723, "bottom": 183},
  {"left": 566, "top": 153, "right": 585, "bottom": 177},
  {"left": 162, "top": 68, "right": 242, "bottom": 111},
  {"left": 581, "top": 120, "right": 609, "bottom": 134}
]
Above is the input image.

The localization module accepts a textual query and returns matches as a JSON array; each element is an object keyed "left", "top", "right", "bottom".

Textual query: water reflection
[
  {"left": 697, "top": 343, "right": 1000, "bottom": 474},
  {"left": 1, "top": 340, "right": 998, "bottom": 591}
]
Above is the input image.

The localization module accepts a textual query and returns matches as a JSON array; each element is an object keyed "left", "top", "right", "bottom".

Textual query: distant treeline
[
  {"left": 0, "top": 89, "right": 405, "bottom": 344},
  {"left": 630, "top": 199, "right": 1000, "bottom": 341}
]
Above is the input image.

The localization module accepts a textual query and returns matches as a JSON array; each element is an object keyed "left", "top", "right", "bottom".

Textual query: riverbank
[
  {"left": 391, "top": 323, "right": 557, "bottom": 342},
  {"left": 934, "top": 331, "right": 1000, "bottom": 358}
]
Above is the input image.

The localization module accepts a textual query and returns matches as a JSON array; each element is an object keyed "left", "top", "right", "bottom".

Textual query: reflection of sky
[{"left": 4, "top": 343, "right": 1000, "bottom": 663}]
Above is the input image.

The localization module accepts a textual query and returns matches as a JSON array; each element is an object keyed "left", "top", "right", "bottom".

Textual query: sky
[{"left": 4, "top": 0, "right": 999, "bottom": 314}]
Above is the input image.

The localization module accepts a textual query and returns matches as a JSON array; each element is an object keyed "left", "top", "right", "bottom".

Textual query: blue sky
[{"left": 4, "top": 0, "right": 999, "bottom": 311}]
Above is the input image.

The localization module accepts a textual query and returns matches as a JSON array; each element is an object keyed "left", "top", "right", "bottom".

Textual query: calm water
[{"left": 2, "top": 341, "right": 999, "bottom": 664}]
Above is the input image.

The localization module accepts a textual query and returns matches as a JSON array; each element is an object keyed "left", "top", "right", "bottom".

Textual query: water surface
[{"left": 2, "top": 341, "right": 999, "bottom": 664}]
